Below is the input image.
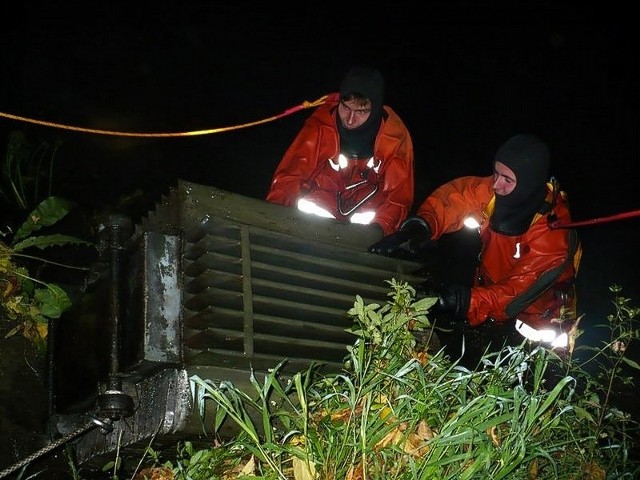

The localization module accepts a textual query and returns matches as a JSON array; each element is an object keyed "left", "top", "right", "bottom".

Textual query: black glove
[
  {"left": 437, "top": 284, "right": 471, "bottom": 320},
  {"left": 418, "top": 282, "right": 470, "bottom": 328},
  {"left": 368, "top": 216, "right": 434, "bottom": 257}
]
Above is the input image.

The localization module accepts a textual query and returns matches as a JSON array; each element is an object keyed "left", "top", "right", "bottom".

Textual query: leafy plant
[
  {"left": 0, "top": 129, "right": 61, "bottom": 215},
  {"left": 1, "top": 196, "right": 94, "bottom": 352},
  {"left": 568, "top": 284, "right": 640, "bottom": 472},
  {"left": 78, "top": 281, "right": 640, "bottom": 479}
]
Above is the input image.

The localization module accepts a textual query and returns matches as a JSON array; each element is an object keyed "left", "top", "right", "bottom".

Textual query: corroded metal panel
[
  {"left": 140, "top": 180, "right": 425, "bottom": 373},
  {"left": 63, "top": 181, "right": 427, "bottom": 467},
  {"left": 142, "top": 232, "right": 182, "bottom": 363}
]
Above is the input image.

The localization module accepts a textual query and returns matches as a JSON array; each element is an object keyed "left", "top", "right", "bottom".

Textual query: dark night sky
[{"left": 1, "top": 3, "right": 639, "bottom": 318}]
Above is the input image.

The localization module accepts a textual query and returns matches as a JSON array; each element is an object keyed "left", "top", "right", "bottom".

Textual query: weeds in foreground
[
  {"left": 69, "top": 281, "right": 640, "bottom": 479},
  {"left": 128, "top": 280, "right": 638, "bottom": 480}
]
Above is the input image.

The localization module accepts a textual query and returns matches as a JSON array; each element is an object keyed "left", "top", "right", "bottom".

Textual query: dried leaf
[
  {"left": 345, "top": 461, "right": 364, "bottom": 480},
  {"left": 581, "top": 461, "right": 606, "bottom": 480},
  {"left": 239, "top": 455, "right": 256, "bottom": 476},
  {"left": 293, "top": 456, "right": 317, "bottom": 480},
  {"left": 487, "top": 425, "right": 501, "bottom": 447},
  {"left": 416, "top": 420, "right": 435, "bottom": 440},
  {"left": 134, "top": 466, "right": 174, "bottom": 480}
]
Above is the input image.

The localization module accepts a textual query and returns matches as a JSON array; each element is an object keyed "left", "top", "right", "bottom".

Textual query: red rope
[
  {"left": 550, "top": 209, "right": 640, "bottom": 228},
  {"left": 0, "top": 95, "right": 329, "bottom": 138}
]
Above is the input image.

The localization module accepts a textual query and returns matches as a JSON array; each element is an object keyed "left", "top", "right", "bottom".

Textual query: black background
[{"left": 2, "top": 3, "right": 638, "bottom": 216}]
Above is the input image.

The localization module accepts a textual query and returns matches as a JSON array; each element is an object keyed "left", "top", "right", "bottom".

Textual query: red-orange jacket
[
  {"left": 417, "top": 175, "right": 581, "bottom": 329},
  {"left": 266, "top": 93, "right": 414, "bottom": 235}
]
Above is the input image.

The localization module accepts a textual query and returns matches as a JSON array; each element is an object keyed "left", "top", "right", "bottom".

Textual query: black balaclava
[
  {"left": 490, "top": 134, "right": 550, "bottom": 236},
  {"left": 336, "top": 65, "right": 385, "bottom": 159}
]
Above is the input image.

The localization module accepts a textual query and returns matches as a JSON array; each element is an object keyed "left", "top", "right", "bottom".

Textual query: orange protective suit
[
  {"left": 266, "top": 93, "right": 414, "bottom": 235},
  {"left": 417, "top": 175, "right": 581, "bottom": 331}
]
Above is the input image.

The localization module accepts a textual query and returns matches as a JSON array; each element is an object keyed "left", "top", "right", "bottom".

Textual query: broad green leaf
[
  {"left": 621, "top": 356, "right": 640, "bottom": 370},
  {"left": 34, "top": 284, "right": 72, "bottom": 318},
  {"left": 12, "top": 234, "right": 94, "bottom": 252},
  {"left": 12, "top": 196, "right": 76, "bottom": 242}
]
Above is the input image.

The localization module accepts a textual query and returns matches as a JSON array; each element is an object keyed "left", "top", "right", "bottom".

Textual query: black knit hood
[
  {"left": 337, "top": 65, "right": 384, "bottom": 159},
  {"left": 490, "top": 134, "right": 550, "bottom": 236}
]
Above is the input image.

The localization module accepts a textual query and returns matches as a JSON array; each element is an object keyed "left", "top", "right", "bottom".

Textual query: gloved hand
[
  {"left": 368, "top": 216, "right": 435, "bottom": 257},
  {"left": 417, "top": 282, "right": 470, "bottom": 328},
  {"left": 437, "top": 284, "right": 471, "bottom": 320}
]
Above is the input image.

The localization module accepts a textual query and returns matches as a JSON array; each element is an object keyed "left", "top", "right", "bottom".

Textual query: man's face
[
  {"left": 493, "top": 161, "right": 517, "bottom": 196},
  {"left": 338, "top": 99, "right": 372, "bottom": 129}
]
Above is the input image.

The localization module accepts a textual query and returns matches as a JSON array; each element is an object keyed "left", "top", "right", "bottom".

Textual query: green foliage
[
  {"left": 12, "top": 195, "right": 81, "bottom": 245},
  {"left": 103, "top": 281, "right": 640, "bottom": 479},
  {"left": 0, "top": 129, "right": 61, "bottom": 213},
  {"left": 1, "top": 196, "right": 94, "bottom": 352},
  {"left": 344, "top": 278, "right": 437, "bottom": 361}
]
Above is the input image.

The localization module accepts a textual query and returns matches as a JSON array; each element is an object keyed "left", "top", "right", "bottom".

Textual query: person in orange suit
[
  {"left": 369, "top": 134, "right": 582, "bottom": 364},
  {"left": 266, "top": 65, "right": 414, "bottom": 235}
]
